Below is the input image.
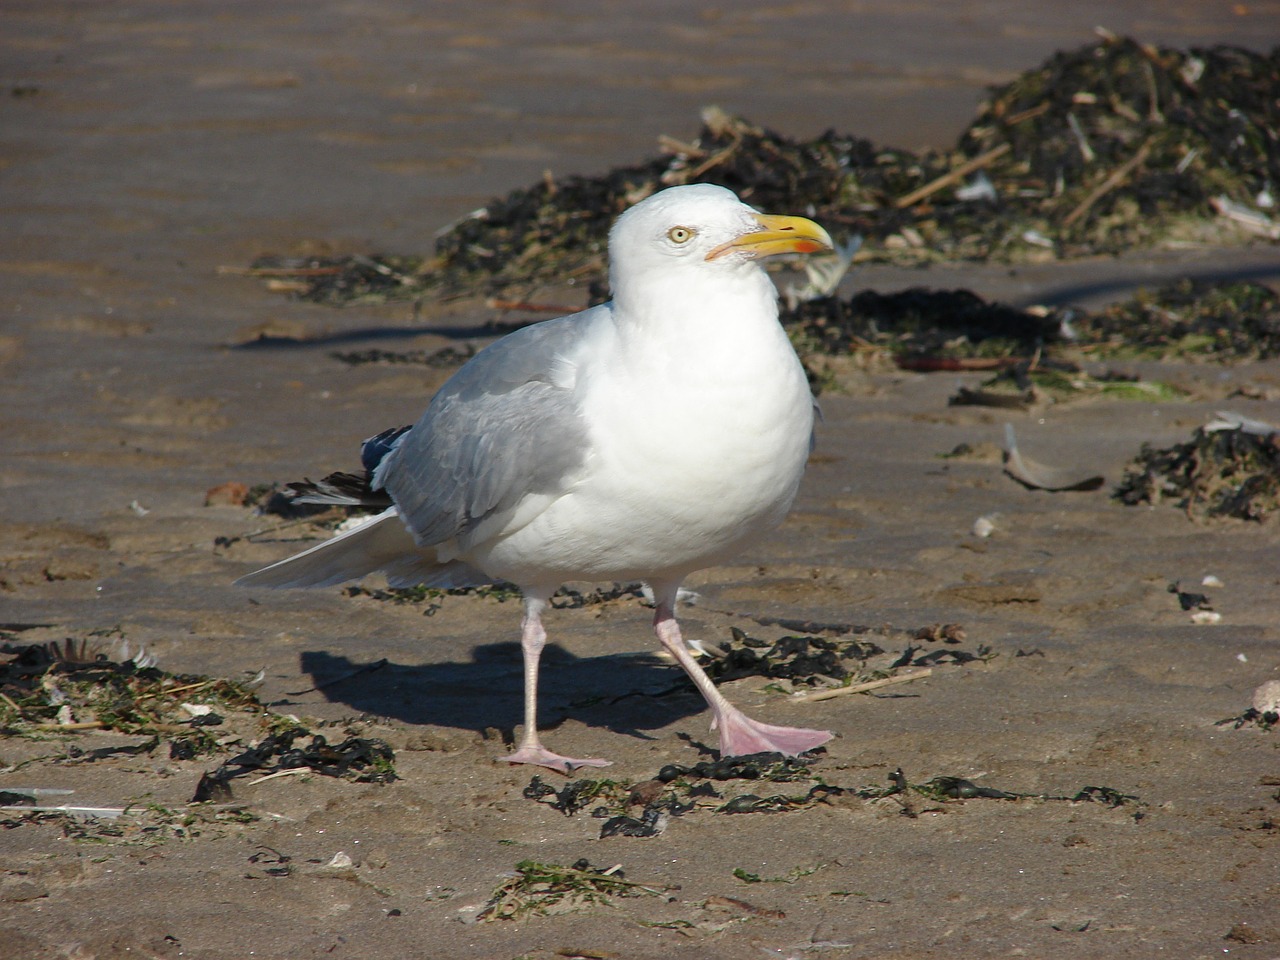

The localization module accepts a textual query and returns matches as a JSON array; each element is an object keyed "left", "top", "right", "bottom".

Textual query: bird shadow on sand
[
  {"left": 230, "top": 319, "right": 535, "bottom": 351},
  {"left": 1010, "top": 261, "right": 1280, "bottom": 310},
  {"left": 289, "top": 642, "right": 705, "bottom": 746}
]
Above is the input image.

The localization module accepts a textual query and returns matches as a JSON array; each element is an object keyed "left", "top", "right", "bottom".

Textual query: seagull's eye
[{"left": 667, "top": 226, "right": 695, "bottom": 244}]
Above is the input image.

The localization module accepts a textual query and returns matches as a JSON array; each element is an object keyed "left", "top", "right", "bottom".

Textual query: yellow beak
[{"left": 705, "top": 212, "right": 834, "bottom": 262}]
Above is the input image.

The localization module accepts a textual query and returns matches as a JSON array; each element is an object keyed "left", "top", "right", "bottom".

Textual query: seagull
[{"left": 236, "top": 183, "right": 836, "bottom": 772}]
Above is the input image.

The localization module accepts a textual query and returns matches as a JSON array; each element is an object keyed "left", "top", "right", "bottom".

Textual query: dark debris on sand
[
  {"left": 0, "top": 636, "right": 398, "bottom": 803},
  {"left": 330, "top": 342, "right": 478, "bottom": 369},
  {"left": 0, "top": 637, "right": 258, "bottom": 742},
  {"left": 521, "top": 757, "right": 1142, "bottom": 836},
  {"left": 786, "top": 286, "right": 1065, "bottom": 366},
  {"left": 337, "top": 581, "right": 638, "bottom": 618},
  {"left": 1115, "top": 422, "right": 1280, "bottom": 521},
  {"left": 699, "top": 624, "right": 992, "bottom": 690},
  {"left": 1216, "top": 708, "right": 1280, "bottom": 731},
  {"left": 701, "top": 627, "right": 885, "bottom": 686},
  {"left": 785, "top": 278, "right": 1280, "bottom": 370},
  {"left": 476, "top": 858, "right": 667, "bottom": 921},
  {"left": 1070, "top": 279, "right": 1280, "bottom": 361},
  {"left": 192, "top": 728, "right": 396, "bottom": 802}
]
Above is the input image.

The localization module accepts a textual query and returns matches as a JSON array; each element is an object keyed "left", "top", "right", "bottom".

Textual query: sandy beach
[{"left": 3, "top": 2, "right": 1280, "bottom": 957}]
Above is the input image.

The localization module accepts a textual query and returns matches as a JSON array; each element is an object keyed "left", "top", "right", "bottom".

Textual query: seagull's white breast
[{"left": 477, "top": 270, "right": 814, "bottom": 587}]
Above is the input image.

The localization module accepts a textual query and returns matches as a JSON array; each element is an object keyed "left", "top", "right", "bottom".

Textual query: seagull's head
[{"left": 607, "top": 184, "right": 833, "bottom": 298}]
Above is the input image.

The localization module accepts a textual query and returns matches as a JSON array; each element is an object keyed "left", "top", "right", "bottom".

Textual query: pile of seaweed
[
  {"left": 245, "top": 36, "right": 1278, "bottom": 303},
  {"left": 1115, "top": 420, "right": 1280, "bottom": 520},
  {"left": 786, "top": 278, "right": 1280, "bottom": 368},
  {"left": 787, "top": 286, "right": 1066, "bottom": 364},
  {"left": 0, "top": 637, "right": 258, "bottom": 741},
  {"left": 0, "top": 637, "right": 397, "bottom": 796},
  {"left": 476, "top": 857, "right": 667, "bottom": 922},
  {"left": 1069, "top": 278, "right": 1280, "bottom": 360},
  {"left": 699, "top": 628, "right": 885, "bottom": 686},
  {"left": 954, "top": 36, "right": 1279, "bottom": 258}
]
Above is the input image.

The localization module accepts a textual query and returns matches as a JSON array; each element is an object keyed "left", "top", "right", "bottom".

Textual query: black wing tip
[
  {"left": 360, "top": 425, "right": 413, "bottom": 474},
  {"left": 287, "top": 471, "right": 393, "bottom": 508}
]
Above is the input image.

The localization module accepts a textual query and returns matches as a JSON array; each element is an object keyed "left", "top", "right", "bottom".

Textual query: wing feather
[{"left": 380, "top": 305, "right": 612, "bottom": 547}]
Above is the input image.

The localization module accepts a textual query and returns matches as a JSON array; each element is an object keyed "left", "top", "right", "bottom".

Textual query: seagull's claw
[
  {"left": 714, "top": 709, "right": 833, "bottom": 759},
  {"left": 499, "top": 745, "right": 613, "bottom": 774}
]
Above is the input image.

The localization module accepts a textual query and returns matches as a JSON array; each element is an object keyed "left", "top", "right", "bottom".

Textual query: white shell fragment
[
  {"left": 972, "top": 515, "right": 997, "bottom": 538},
  {"left": 1251, "top": 680, "right": 1280, "bottom": 714},
  {"left": 1189, "top": 610, "right": 1222, "bottom": 625},
  {"left": 955, "top": 171, "right": 998, "bottom": 202}
]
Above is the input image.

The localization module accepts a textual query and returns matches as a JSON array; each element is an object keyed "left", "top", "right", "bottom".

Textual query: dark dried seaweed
[
  {"left": 1115, "top": 424, "right": 1280, "bottom": 520},
  {"left": 1071, "top": 279, "right": 1280, "bottom": 360},
  {"left": 785, "top": 279, "right": 1280, "bottom": 374}
]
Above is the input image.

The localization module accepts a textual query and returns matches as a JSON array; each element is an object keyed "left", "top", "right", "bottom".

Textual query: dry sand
[{"left": 3, "top": 2, "right": 1280, "bottom": 958}]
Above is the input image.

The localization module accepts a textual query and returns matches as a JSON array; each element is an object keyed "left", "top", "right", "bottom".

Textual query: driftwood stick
[
  {"left": 895, "top": 144, "right": 1011, "bottom": 209},
  {"left": 1062, "top": 138, "right": 1154, "bottom": 228},
  {"left": 793, "top": 667, "right": 933, "bottom": 703}
]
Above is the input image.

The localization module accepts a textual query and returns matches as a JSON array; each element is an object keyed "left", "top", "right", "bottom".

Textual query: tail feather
[
  {"left": 236, "top": 509, "right": 416, "bottom": 589},
  {"left": 234, "top": 508, "right": 489, "bottom": 591}
]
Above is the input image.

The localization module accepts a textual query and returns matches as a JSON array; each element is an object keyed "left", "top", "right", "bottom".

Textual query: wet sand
[{"left": 3, "top": 2, "right": 1280, "bottom": 958}]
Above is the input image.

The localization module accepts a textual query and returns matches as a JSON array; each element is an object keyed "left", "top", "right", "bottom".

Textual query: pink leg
[
  {"left": 498, "top": 595, "right": 611, "bottom": 774},
  {"left": 651, "top": 587, "right": 833, "bottom": 758}
]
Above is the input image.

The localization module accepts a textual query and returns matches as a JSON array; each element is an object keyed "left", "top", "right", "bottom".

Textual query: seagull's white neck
[{"left": 610, "top": 261, "right": 780, "bottom": 346}]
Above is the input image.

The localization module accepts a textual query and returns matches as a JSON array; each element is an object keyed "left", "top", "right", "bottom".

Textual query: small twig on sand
[
  {"left": 793, "top": 668, "right": 932, "bottom": 703},
  {"left": 1002, "top": 101, "right": 1052, "bottom": 126},
  {"left": 163, "top": 678, "right": 220, "bottom": 697},
  {"left": 246, "top": 768, "right": 313, "bottom": 787},
  {"left": 657, "top": 134, "right": 705, "bottom": 157},
  {"left": 895, "top": 143, "right": 1011, "bottom": 209}
]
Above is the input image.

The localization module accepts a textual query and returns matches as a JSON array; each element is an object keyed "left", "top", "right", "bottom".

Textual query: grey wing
[{"left": 379, "top": 305, "right": 611, "bottom": 547}]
